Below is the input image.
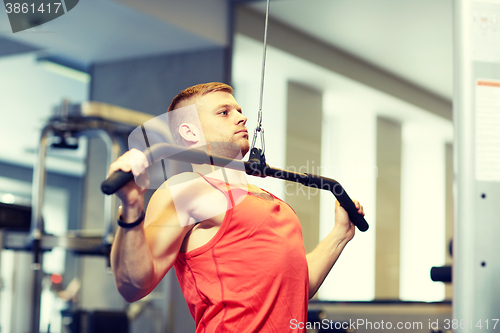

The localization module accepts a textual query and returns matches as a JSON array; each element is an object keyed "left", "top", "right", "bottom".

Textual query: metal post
[
  {"left": 29, "top": 124, "right": 53, "bottom": 333},
  {"left": 0, "top": 229, "right": 3, "bottom": 332},
  {"left": 97, "top": 131, "right": 123, "bottom": 250}
]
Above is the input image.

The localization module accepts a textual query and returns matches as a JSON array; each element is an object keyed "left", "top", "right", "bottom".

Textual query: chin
[
  {"left": 240, "top": 148, "right": 250, "bottom": 159},
  {"left": 232, "top": 145, "right": 249, "bottom": 160},
  {"left": 239, "top": 142, "right": 250, "bottom": 158}
]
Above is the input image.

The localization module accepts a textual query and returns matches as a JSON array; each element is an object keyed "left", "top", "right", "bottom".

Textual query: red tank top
[{"left": 174, "top": 174, "right": 309, "bottom": 332}]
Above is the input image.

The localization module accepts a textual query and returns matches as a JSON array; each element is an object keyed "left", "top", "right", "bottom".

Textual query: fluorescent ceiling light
[{"left": 37, "top": 57, "right": 90, "bottom": 83}]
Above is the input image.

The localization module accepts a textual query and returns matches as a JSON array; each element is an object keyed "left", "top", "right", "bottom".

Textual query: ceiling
[
  {"left": 245, "top": 0, "right": 453, "bottom": 101},
  {"left": 0, "top": 0, "right": 223, "bottom": 66},
  {"left": 0, "top": 0, "right": 453, "bottom": 100}
]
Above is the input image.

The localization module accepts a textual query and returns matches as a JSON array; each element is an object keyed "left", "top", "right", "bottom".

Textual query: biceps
[
  {"left": 143, "top": 186, "right": 191, "bottom": 284},
  {"left": 145, "top": 222, "right": 187, "bottom": 283}
]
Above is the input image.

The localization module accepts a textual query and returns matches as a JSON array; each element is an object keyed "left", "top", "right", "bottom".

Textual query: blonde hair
[
  {"left": 167, "top": 82, "right": 234, "bottom": 145},
  {"left": 167, "top": 82, "right": 233, "bottom": 112}
]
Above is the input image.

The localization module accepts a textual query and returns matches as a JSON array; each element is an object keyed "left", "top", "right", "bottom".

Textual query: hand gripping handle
[
  {"left": 101, "top": 170, "right": 134, "bottom": 195},
  {"left": 305, "top": 173, "right": 368, "bottom": 232}
]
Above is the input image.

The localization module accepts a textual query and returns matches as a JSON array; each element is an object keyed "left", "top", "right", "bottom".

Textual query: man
[{"left": 109, "top": 82, "right": 364, "bottom": 332}]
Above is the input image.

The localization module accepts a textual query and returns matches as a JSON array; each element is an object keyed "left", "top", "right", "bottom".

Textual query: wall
[{"left": 232, "top": 32, "right": 453, "bottom": 302}]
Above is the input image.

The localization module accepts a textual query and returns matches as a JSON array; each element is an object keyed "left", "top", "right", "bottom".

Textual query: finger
[
  {"left": 351, "top": 200, "right": 358, "bottom": 209},
  {"left": 107, "top": 160, "right": 131, "bottom": 177}
]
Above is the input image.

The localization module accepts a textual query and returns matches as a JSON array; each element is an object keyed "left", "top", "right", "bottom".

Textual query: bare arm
[
  {"left": 108, "top": 150, "right": 191, "bottom": 302},
  {"left": 111, "top": 187, "right": 191, "bottom": 302},
  {"left": 306, "top": 200, "right": 363, "bottom": 298}
]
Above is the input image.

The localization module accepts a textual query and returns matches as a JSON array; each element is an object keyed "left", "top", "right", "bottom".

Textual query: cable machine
[
  {"left": 1, "top": 100, "right": 155, "bottom": 333},
  {"left": 453, "top": 0, "right": 500, "bottom": 329}
]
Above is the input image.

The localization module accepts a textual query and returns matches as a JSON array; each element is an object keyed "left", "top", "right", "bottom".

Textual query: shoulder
[
  {"left": 144, "top": 172, "right": 199, "bottom": 228},
  {"left": 146, "top": 172, "right": 212, "bottom": 216},
  {"left": 166, "top": 172, "right": 213, "bottom": 196},
  {"left": 148, "top": 172, "right": 202, "bottom": 201}
]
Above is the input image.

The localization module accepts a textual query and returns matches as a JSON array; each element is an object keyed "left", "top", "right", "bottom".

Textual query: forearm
[
  {"left": 111, "top": 204, "right": 155, "bottom": 302},
  {"left": 306, "top": 230, "right": 349, "bottom": 298}
]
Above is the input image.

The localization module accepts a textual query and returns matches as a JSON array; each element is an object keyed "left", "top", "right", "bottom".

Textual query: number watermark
[{"left": 3, "top": 0, "right": 79, "bottom": 33}]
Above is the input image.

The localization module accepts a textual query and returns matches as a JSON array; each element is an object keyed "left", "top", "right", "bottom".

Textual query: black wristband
[{"left": 117, "top": 210, "right": 145, "bottom": 229}]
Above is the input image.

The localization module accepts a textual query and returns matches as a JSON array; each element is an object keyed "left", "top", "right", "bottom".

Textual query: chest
[{"left": 180, "top": 185, "right": 277, "bottom": 253}]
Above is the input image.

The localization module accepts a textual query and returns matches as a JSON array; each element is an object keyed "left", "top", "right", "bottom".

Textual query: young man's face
[{"left": 195, "top": 91, "right": 249, "bottom": 157}]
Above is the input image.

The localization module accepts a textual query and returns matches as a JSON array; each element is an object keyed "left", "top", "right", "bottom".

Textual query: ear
[{"left": 178, "top": 123, "right": 202, "bottom": 144}]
